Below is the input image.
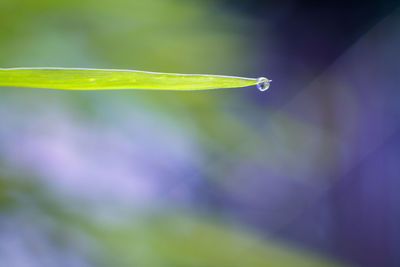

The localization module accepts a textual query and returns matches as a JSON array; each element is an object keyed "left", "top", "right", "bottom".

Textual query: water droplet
[{"left": 256, "top": 77, "right": 271, "bottom": 92}]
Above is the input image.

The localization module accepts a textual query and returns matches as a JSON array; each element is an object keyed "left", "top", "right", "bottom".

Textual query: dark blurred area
[
  {"left": 1, "top": 0, "right": 399, "bottom": 266},
  {"left": 234, "top": 0, "right": 400, "bottom": 104}
]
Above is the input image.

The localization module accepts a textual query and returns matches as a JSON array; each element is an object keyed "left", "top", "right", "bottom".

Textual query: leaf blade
[{"left": 0, "top": 68, "right": 260, "bottom": 90}]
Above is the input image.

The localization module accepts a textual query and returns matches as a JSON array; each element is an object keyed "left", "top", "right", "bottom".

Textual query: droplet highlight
[{"left": 256, "top": 77, "right": 271, "bottom": 92}]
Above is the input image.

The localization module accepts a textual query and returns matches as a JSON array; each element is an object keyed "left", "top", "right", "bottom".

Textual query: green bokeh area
[
  {"left": 0, "top": 0, "right": 255, "bottom": 72},
  {"left": 0, "top": 0, "right": 345, "bottom": 266}
]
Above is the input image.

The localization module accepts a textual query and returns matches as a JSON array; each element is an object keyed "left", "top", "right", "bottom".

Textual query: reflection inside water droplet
[{"left": 256, "top": 77, "right": 271, "bottom": 92}]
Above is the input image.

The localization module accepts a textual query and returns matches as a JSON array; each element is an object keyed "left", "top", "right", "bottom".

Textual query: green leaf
[{"left": 0, "top": 68, "right": 270, "bottom": 91}]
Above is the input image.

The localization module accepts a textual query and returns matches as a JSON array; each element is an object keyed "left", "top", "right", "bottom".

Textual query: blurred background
[{"left": 0, "top": 0, "right": 399, "bottom": 266}]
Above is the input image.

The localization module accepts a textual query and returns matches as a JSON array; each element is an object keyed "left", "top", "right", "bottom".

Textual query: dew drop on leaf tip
[{"left": 256, "top": 77, "right": 271, "bottom": 92}]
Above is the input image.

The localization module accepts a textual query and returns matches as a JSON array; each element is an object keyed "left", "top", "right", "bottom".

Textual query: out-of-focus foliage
[
  {"left": 0, "top": 171, "right": 342, "bottom": 267},
  {"left": 0, "top": 0, "right": 256, "bottom": 72}
]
